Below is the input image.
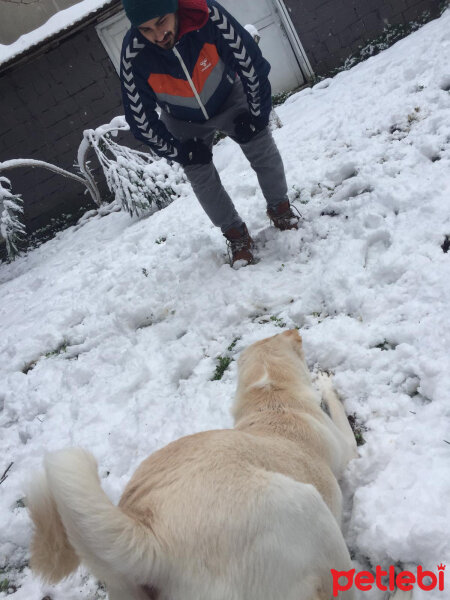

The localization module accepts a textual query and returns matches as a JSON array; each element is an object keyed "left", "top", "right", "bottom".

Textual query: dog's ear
[
  {"left": 283, "top": 329, "right": 303, "bottom": 344},
  {"left": 283, "top": 329, "right": 305, "bottom": 359}
]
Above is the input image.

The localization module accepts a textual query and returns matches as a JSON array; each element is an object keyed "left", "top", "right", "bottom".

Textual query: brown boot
[
  {"left": 267, "top": 201, "right": 300, "bottom": 230},
  {"left": 224, "top": 223, "right": 255, "bottom": 266}
]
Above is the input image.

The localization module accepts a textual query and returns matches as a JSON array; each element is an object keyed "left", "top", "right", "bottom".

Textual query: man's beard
[{"left": 157, "top": 15, "right": 179, "bottom": 50}]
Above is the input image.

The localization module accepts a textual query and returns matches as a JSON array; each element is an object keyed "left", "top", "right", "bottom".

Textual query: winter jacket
[{"left": 120, "top": 0, "right": 272, "bottom": 162}]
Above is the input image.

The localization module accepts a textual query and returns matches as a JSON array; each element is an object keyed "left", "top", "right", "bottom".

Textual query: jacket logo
[{"left": 199, "top": 56, "right": 212, "bottom": 72}]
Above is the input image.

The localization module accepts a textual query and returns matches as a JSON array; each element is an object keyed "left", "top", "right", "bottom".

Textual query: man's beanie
[{"left": 122, "top": 0, "right": 178, "bottom": 27}]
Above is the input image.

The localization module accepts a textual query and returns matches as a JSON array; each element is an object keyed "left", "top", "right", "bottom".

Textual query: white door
[
  {"left": 96, "top": 1, "right": 312, "bottom": 93},
  {"left": 220, "top": 0, "right": 306, "bottom": 93},
  {"left": 96, "top": 12, "right": 130, "bottom": 74}
]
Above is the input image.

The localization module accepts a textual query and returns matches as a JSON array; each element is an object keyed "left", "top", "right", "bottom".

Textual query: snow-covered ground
[{"left": 1, "top": 9, "right": 450, "bottom": 599}]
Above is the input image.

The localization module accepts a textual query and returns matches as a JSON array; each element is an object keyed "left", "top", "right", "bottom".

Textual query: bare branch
[{"left": 0, "top": 462, "right": 13, "bottom": 485}]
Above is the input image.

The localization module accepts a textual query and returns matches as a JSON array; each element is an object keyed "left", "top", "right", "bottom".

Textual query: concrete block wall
[
  {"left": 0, "top": 23, "right": 139, "bottom": 243},
  {"left": 283, "top": 0, "right": 443, "bottom": 76}
]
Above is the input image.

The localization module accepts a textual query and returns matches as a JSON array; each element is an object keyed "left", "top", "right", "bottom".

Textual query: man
[{"left": 120, "top": 0, "right": 299, "bottom": 266}]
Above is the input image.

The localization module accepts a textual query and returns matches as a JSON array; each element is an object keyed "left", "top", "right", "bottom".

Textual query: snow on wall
[{"left": 0, "top": 0, "right": 113, "bottom": 68}]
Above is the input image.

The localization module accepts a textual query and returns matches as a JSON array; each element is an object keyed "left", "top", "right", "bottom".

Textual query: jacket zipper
[{"left": 172, "top": 46, "right": 209, "bottom": 120}]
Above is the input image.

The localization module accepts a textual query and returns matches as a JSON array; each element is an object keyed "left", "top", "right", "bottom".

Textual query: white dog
[{"left": 27, "top": 330, "right": 357, "bottom": 600}]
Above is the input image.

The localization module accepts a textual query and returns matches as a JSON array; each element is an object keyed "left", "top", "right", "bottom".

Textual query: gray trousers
[{"left": 161, "top": 79, "right": 289, "bottom": 233}]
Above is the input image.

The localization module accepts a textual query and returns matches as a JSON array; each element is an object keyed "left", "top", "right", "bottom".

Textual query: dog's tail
[
  {"left": 27, "top": 448, "right": 161, "bottom": 585},
  {"left": 27, "top": 465, "right": 81, "bottom": 583}
]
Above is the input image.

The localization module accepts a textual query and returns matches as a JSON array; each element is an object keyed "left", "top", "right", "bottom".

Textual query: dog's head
[
  {"left": 236, "top": 329, "right": 308, "bottom": 390},
  {"left": 239, "top": 329, "right": 304, "bottom": 363},
  {"left": 233, "top": 330, "right": 312, "bottom": 422}
]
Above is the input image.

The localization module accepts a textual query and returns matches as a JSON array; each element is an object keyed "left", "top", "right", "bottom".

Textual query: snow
[
  {"left": 1, "top": 8, "right": 450, "bottom": 599},
  {"left": 0, "top": 0, "right": 113, "bottom": 67}
]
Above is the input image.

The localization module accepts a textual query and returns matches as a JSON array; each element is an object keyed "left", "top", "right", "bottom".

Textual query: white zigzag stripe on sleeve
[
  {"left": 209, "top": 5, "right": 261, "bottom": 117},
  {"left": 121, "top": 37, "right": 179, "bottom": 159}
]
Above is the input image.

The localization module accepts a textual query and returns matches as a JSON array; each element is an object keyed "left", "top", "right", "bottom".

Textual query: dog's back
[
  {"left": 28, "top": 442, "right": 354, "bottom": 600},
  {"left": 27, "top": 330, "right": 356, "bottom": 599}
]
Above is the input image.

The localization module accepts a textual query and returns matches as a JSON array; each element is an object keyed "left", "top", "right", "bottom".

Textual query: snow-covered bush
[
  {"left": 80, "top": 117, "right": 186, "bottom": 218},
  {"left": 0, "top": 176, "right": 26, "bottom": 260},
  {"left": 0, "top": 158, "right": 101, "bottom": 261},
  {"left": 0, "top": 118, "right": 186, "bottom": 261}
]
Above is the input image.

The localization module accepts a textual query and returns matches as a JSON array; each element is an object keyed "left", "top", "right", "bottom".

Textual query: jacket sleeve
[
  {"left": 120, "top": 33, "right": 181, "bottom": 161},
  {"left": 207, "top": 0, "right": 272, "bottom": 124}
]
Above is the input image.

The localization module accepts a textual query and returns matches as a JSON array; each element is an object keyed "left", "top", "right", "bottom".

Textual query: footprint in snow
[
  {"left": 439, "top": 76, "right": 450, "bottom": 92},
  {"left": 325, "top": 162, "right": 358, "bottom": 187},
  {"left": 363, "top": 229, "right": 392, "bottom": 269}
]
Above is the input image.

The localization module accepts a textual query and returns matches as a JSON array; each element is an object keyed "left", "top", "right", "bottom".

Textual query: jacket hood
[{"left": 177, "top": 0, "right": 209, "bottom": 40}]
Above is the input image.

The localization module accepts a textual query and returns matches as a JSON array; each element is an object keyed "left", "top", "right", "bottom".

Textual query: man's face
[{"left": 138, "top": 13, "right": 179, "bottom": 50}]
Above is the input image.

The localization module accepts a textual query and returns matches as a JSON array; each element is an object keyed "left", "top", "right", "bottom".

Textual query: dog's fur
[{"left": 27, "top": 330, "right": 357, "bottom": 600}]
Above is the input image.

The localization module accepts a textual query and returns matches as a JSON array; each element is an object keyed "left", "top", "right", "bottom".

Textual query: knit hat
[{"left": 122, "top": 0, "right": 178, "bottom": 27}]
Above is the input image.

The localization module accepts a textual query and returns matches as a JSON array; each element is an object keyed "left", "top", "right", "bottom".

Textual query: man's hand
[
  {"left": 178, "top": 138, "right": 212, "bottom": 166},
  {"left": 233, "top": 112, "right": 267, "bottom": 144}
]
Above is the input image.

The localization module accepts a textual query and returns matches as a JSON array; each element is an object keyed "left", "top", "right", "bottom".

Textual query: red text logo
[{"left": 331, "top": 564, "right": 446, "bottom": 596}]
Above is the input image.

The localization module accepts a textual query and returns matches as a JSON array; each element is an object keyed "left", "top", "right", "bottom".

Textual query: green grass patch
[
  {"left": 211, "top": 338, "right": 240, "bottom": 381},
  {"left": 374, "top": 340, "right": 396, "bottom": 351},
  {"left": 212, "top": 355, "right": 233, "bottom": 381},
  {"left": 0, "top": 572, "right": 18, "bottom": 595},
  {"left": 45, "top": 340, "right": 69, "bottom": 358},
  {"left": 270, "top": 315, "right": 287, "bottom": 328},
  {"left": 22, "top": 339, "right": 71, "bottom": 373},
  {"left": 272, "top": 90, "right": 295, "bottom": 107},
  {"left": 348, "top": 413, "right": 368, "bottom": 446}
]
